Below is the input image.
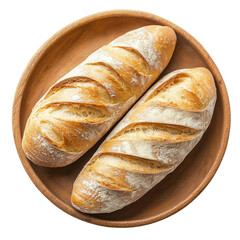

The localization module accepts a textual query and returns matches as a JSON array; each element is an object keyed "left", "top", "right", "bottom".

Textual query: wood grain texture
[{"left": 12, "top": 10, "right": 230, "bottom": 227}]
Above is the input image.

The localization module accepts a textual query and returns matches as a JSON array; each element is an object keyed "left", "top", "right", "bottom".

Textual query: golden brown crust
[
  {"left": 71, "top": 67, "right": 217, "bottom": 213},
  {"left": 22, "top": 25, "right": 177, "bottom": 167}
]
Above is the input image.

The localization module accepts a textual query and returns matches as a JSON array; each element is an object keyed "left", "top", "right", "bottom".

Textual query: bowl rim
[{"left": 12, "top": 9, "right": 231, "bottom": 227}]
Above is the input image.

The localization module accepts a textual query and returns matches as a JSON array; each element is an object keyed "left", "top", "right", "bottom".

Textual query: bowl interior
[{"left": 14, "top": 11, "right": 229, "bottom": 227}]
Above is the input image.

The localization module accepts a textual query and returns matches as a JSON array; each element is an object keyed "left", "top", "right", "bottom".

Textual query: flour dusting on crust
[{"left": 110, "top": 27, "right": 161, "bottom": 69}]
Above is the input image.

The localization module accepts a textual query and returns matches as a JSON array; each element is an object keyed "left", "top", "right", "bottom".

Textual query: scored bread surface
[
  {"left": 71, "top": 67, "right": 217, "bottom": 213},
  {"left": 22, "top": 25, "right": 176, "bottom": 167}
]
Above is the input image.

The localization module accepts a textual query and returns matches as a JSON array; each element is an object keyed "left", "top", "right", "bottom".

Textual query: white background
[{"left": 1, "top": 0, "right": 239, "bottom": 239}]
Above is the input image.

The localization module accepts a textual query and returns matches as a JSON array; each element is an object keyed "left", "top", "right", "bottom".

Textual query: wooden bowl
[{"left": 12, "top": 10, "right": 230, "bottom": 227}]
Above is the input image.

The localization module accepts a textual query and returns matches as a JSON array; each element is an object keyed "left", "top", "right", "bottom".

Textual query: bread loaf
[
  {"left": 22, "top": 25, "right": 176, "bottom": 167},
  {"left": 71, "top": 67, "right": 217, "bottom": 213}
]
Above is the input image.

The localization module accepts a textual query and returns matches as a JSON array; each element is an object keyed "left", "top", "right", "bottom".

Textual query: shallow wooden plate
[{"left": 12, "top": 10, "right": 230, "bottom": 227}]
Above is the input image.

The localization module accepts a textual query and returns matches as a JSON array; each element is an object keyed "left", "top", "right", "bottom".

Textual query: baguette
[
  {"left": 71, "top": 67, "right": 217, "bottom": 213},
  {"left": 22, "top": 25, "right": 176, "bottom": 167}
]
